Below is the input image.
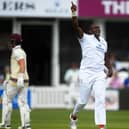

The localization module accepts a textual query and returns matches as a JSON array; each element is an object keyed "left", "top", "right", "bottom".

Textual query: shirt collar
[{"left": 13, "top": 45, "right": 21, "bottom": 50}]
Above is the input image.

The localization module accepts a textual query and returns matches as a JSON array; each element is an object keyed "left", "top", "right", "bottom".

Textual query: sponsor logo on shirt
[{"left": 96, "top": 44, "right": 105, "bottom": 52}]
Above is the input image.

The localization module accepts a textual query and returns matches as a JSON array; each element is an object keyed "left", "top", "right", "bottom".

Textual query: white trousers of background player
[
  {"left": 72, "top": 71, "right": 107, "bottom": 125},
  {"left": 2, "top": 91, "right": 12, "bottom": 126},
  {"left": 3, "top": 84, "right": 31, "bottom": 127}
]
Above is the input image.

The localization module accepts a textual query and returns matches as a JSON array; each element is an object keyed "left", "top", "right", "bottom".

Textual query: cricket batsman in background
[
  {"left": 0, "top": 33, "right": 31, "bottom": 129},
  {"left": 70, "top": 1, "right": 113, "bottom": 129}
]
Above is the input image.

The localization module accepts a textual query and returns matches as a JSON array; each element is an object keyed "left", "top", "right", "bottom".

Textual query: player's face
[
  {"left": 90, "top": 24, "right": 100, "bottom": 37},
  {"left": 8, "top": 40, "right": 16, "bottom": 49}
]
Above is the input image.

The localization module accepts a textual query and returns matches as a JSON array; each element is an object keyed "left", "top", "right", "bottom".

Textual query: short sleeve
[{"left": 13, "top": 49, "right": 24, "bottom": 61}]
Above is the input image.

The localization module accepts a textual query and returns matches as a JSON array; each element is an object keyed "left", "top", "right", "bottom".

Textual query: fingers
[
  {"left": 71, "top": 1, "right": 75, "bottom": 6},
  {"left": 71, "top": 1, "right": 74, "bottom": 5}
]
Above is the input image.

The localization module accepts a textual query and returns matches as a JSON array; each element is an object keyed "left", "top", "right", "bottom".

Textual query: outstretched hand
[{"left": 71, "top": 1, "right": 77, "bottom": 12}]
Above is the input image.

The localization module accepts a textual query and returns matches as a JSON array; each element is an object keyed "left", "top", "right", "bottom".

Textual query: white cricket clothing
[
  {"left": 1, "top": 45, "right": 31, "bottom": 128},
  {"left": 9, "top": 45, "right": 29, "bottom": 86},
  {"left": 78, "top": 33, "right": 107, "bottom": 72},
  {"left": 77, "top": 71, "right": 107, "bottom": 125},
  {"left": 3, "top": 83, "right": 31, "bottom": 127},
  {"left": 73, "top": 33, "right": 107, "bottom": 125},
  {"left": 10, "top": 45, "right": 29, "bottom": 79}
]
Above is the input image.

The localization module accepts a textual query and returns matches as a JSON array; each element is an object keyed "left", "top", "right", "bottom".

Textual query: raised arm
[
  {"left": 71, "top": 2, "right": 84, "bottom": 38},
  {"left": 104, "top": 52, "right": 113, "bottom": 77}
]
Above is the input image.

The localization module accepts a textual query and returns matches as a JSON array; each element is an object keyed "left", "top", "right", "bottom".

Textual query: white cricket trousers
[
  {"left": 73, "top": 70, "right": 107, "bottom": 125},
  {"left": 3, "top": 84, "right": 30, "bottom": 127},
  {"left": 5, "top": 84, "right": 28, "bottom": 104}
]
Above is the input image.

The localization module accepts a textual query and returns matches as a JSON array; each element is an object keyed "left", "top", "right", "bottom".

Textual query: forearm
[
  {"left": 72, "top": 17, "right": 79, "bottom": 31},
  {"left": 18, "top": 59, "right": 25, "bottom": 73},
  {"left": 19, "top": 66, "right": 25, "bottom": 73},
  {"left": 17, "top": 59, "right": 25, "bottom": 87},
  {"left": 72, "top": 17, "right": 83, "bottom": 38},
  {"left": 71, "top": 2, "right": 83, "bottom": 38}
]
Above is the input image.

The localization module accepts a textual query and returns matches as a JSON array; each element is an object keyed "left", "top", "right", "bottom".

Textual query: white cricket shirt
[
  {"left": 78, "top": 33, "right": 107, "bottom": 72},
  {"left": 9, "top": 45, "right": 29, "bottom": 86}
]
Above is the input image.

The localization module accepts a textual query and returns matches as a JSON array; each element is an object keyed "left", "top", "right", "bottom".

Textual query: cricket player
[
  {"left": 0, "top": 33, "right": 31, "bottom": 129},
  {"left": 70, "top": 2, "right": 113, "bottom": 129}
]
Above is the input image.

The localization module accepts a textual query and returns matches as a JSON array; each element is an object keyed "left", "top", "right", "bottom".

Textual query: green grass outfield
[{"left": 0, "top": 109, "right": 129, "bottom": 129}]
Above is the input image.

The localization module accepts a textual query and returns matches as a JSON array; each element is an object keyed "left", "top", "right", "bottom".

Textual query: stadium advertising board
[
  {"left": 79, "top": 0, "right": 129, "bottom": 18},
  {"left": 0, "top": 0, "right": 78, "bottom": 18}
]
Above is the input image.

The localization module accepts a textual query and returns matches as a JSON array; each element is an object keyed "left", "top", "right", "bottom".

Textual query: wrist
[
  {"left": 18, "top": 73, "right": 24, "bottom": 79},
  {"left": 72, "top": 11, "right": 77, "bottom": 17}
]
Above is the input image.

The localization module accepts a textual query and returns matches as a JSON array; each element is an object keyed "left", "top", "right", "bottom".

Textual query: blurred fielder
[
  {"left": 0, "top": 33, "right": 31, "bottom": 129},
  {"left": 70, "top": 2, "right": 113, "bottom": 129}
]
